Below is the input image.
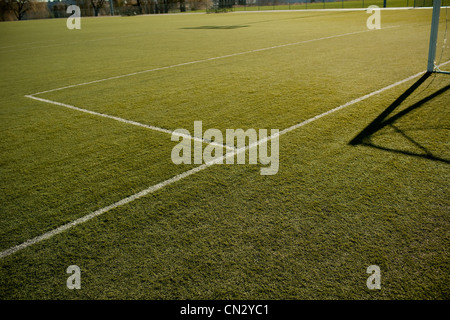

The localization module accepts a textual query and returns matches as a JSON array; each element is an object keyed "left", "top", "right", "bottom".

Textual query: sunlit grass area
[{"left": 0, "top": 9, "right": 449, "bottom": 299}]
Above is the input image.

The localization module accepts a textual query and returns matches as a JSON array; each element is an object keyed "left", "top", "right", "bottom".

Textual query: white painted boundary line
[
  {"left": 24, "top": 28, "right": 396, "bottom": 152},
  {"left": 4, "top": 60, "right": 450, "bottom": 259},
  {"left": 28, "top": 28, "right": 395, "bottom": 96},
  {"left": 0, "top": 9, "right": 396, "bottom": 51},
  {"left": 25, "top": 95, "right": 235, "bottom": 151}
]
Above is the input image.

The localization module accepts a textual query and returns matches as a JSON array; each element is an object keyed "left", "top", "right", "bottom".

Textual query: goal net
[{"left": 428, "top": 0, "right": 450, "bottom": 73}]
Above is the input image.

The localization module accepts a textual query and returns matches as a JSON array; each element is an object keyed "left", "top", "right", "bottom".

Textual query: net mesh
[{"left": 435, "top": 6, "right": 450, "bottom": 71}]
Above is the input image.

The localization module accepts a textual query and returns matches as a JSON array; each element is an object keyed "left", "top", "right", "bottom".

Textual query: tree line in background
[
  {"left": 0, "top": 0, "right": 438, "bottom": 21},
  {"left": 0, "top": 0, "right": 214, "bottom": 20}
]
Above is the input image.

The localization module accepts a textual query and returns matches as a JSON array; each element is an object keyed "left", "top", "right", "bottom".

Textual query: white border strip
[
  {"left": 24, "top": 28, "right": 396, "bottom": 153},
  {"left": 25, "top": 95, "right": 235, "bottom": 151},
  {"left": 4, "top": 61, "right": 449, "bottom": 259},
  {"left": 28, "top": 28, "right": 392, "bottom": 96}
]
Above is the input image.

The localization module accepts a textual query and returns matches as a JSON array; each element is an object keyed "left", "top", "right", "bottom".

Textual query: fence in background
[{"left": 2, "top": 0, "right": 448, "bottom": 21}]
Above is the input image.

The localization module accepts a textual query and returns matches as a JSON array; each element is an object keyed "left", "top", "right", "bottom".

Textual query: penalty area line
[
  {"left": 25, "top": 94, "right": 235, "bottom": 152},
  {"left": 28, "top": 27, "right": 396, "bottom": 96},
  {"left": 2, "top": 63, "right": 446, "bottom": 259}
]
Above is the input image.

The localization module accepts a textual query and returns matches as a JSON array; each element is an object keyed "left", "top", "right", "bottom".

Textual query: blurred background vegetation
[{"left": 0, "top": 0, "right": 439, "bottom": 21}]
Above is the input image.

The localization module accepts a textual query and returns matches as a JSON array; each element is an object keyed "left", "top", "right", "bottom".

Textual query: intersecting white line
[
  {"left": 3, "top": 25, "right": 424, "bottom": 259},
  {"left": 4, "top": 58, "right": 449, "bottom": 259},
  {"left": 24, "top": 27, "right": 395, "bottom": 153},
  {"left": 25, "top": 95, "right": 236, "bottom": 151},
  {"left": 25, "top": 27, "right": 399, "bottom": 146},
  {"left": 28, "top": 28, "right": 395, "bottom": 96}
]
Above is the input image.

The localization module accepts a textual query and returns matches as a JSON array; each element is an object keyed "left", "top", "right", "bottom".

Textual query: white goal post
[{"left": 428, "top": 0, "right": 450, "bottom": 74}]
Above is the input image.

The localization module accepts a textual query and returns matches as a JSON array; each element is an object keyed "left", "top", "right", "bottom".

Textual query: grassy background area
[{"left": 0, "top": 9, "right": 449, "bottom": 299}]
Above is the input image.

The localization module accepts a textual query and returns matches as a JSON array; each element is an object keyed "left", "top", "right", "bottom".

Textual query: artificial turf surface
[{"left": 0, "top": 8, "right": 449, "bottom": 300}]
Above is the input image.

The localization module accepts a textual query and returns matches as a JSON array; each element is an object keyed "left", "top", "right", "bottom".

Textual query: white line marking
[
  {"left": 4, "top": 61, "right": 449, "bottom": 259},
  {"left": 28, "top": 28, "right": 395, "bottom": 96},
  {"left": 24, "top": 27, "right": 397, "bottom": 152},
  {"left": 0, "top": 165, "right": 209, "bottom": 259},
  {"left": 25, "top": 95, "right": 235, "bottom": 151}
]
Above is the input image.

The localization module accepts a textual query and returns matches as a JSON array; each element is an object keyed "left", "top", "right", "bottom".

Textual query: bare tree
[
  {"left": 90, "top": 0, "right": 105, "bottom": 16},
  {"left": 5, "top": 0, "right": 33, "bottom": 20},
  {"left": 136, "top": 0, "right": 143, "bottom": 14}
]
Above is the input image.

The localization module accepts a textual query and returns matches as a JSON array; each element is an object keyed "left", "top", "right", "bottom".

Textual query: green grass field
[{"left": 0, "top": 8, "right": 449, "bottom": 300}]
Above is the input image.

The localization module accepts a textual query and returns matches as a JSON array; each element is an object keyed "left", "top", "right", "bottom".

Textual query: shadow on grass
[
  {"left": 180, "top": 12, "right": 349, "bottom": 30},
  {"left": 349, "top": 72, "right": 450, "bottom": 164},
  {"left": 181, "top": 12, "right": 342, "bottom": 30}
]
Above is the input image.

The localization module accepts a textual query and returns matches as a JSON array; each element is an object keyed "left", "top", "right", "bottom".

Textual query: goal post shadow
[{"left": 349, "top": 72, "right": 450, "bottom": 164}]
